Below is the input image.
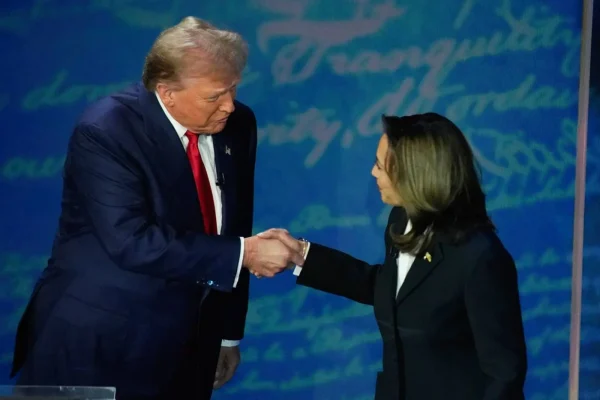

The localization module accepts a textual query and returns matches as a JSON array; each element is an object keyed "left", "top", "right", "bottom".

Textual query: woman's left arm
[{"left": 464, "top": 247, "right": 528, "bottom": 400}]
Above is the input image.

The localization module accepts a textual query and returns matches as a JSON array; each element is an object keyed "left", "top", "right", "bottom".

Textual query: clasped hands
[{"left": 243, "top": 228, "right": 304, "bottom": 278}]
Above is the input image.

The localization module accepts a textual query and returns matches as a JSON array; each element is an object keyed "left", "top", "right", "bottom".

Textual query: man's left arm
[{"left": 215, "top": 108, "right": 256, "bottom": 388}]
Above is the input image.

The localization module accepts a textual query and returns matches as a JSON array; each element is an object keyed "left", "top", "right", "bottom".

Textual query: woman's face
[{"left": 371, "top": 134, "right": 403, "bottom": 206}]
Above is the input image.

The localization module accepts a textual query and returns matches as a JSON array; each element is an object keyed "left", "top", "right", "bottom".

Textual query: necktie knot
[{"left": 185, "top": 130, "right": 199, "bottom": 146}]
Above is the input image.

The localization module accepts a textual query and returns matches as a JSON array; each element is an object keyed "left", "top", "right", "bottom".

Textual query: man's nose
[{"left": 219, "top": 92, "right": 235, "bottom": 114}]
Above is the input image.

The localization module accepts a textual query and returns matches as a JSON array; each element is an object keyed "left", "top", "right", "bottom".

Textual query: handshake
[{"left": 242, "top": 228, "right": 305, "bottom": 278}]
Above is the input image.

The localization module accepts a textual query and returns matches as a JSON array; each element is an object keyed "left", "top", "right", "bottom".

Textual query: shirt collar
[{"left": 155, "top": 91, "right": 188, "bottom": 140}]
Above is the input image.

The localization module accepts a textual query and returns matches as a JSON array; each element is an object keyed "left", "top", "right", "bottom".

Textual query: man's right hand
[{"left": 243, "top": 232, "right": 304, "bottom": 278}]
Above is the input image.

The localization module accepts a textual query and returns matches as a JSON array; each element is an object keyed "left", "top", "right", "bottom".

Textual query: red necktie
[{"left": 185, "top": 131, "right": 218, "bottom": 235}]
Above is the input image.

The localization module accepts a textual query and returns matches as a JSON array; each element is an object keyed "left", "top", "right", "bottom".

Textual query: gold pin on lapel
[{"left": 423, "top": 252, "right": 432, "bottom": 262}]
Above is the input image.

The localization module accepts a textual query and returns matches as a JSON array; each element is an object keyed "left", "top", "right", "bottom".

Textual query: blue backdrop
[{"left": 0, "top": 0, "right": 597, "bottom": 399}]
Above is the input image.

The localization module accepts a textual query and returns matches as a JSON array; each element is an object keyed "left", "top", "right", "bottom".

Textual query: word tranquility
[{"left": 257, "top": 0, "right": 579, "bottom": 85}]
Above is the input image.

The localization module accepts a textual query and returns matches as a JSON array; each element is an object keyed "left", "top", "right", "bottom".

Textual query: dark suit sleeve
[
  {"left": 66, "top": 123, "right": 240, "bottom": 292},
  {"left": 296, "top": 243, "right": 381, "bottom": 306},
  {"left": 222, "top": 109, "right": 256, "bottom": 341},
  {"left": 295, "top": 207, "right": 404, "bottom": 305},
  {"left": 464, "top": 247, "right": 528, "bottom": 399}
]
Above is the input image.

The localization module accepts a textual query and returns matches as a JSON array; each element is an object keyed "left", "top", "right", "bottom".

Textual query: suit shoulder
[
  {"left": 76, "top": 83, "right": 143, "bottom": 135},
  {"left": 460, "top": 228, "right": 513, "bottom": 264},
  {"left": 232, "top": 100, "right": 256, "bottom": 125}
]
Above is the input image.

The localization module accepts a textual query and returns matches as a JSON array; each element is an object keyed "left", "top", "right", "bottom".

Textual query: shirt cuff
[
  {"left": 233, "top": 237, "right": 244, "bottom": 288},
  {"left": 292, "top": 242, "right": 310, "bottom": 276},
  {"left": 221, "top": 340, "right": 240, "bottom": 347}
]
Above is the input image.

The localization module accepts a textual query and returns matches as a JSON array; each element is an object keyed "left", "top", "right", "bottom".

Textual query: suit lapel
[
  {"left": 387, "top": 245, "right": 401, "bottom": 302},
  {"left": 137, "top": 86, "right": 203, "bottom": 225},
  {"left": 395, "top": 239, "right": 444, "bottom": 305},
  {"left": 212, "top": 126, "right": 237, "bottom": 235}
]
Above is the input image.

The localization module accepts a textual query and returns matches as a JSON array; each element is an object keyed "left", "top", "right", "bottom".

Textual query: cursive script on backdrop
[{"left": 256, "top": 0, "right": 579, "bottom": 86}]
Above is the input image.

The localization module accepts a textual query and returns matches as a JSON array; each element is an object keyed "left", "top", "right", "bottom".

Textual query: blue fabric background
[{"left": 0, "top": 0, "right": 597, "bottom": 399}]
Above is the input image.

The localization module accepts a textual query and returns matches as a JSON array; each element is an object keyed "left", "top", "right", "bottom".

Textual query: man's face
[{"left": 157, "top": 73, "right": 239, "bottom": 134}]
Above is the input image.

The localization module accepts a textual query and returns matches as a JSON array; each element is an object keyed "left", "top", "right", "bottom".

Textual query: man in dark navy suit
[{"left": 10, "top": 16, "right": 304, "bottom": 400}]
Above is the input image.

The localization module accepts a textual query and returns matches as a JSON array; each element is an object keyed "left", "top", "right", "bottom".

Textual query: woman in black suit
[{"left": 259, "top": 113, "right": 528, "bottom": 400}]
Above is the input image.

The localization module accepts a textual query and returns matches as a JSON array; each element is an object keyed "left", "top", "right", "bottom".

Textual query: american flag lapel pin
[{"left": 225, "top": 146, "right": 231, "bottom": 155}]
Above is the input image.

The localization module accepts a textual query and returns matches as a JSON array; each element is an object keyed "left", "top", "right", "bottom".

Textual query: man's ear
[{"left": 156, "top": 83, "right": 175, "bottom": 107}]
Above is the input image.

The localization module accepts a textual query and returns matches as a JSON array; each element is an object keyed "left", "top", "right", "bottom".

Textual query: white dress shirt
[
  {"left": 293, "top": 220, "right": 415, "bottom": 296},
  {"left": 394, "top": 220, "right": 415, "bottom": 295},
  {"left": 156, "top": 93, "right": 242, "bottom": 347}
]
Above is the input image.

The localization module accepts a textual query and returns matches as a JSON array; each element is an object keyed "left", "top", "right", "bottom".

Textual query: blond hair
[{"left": 142, "top": 16, "right": 248, "bottom": 90}]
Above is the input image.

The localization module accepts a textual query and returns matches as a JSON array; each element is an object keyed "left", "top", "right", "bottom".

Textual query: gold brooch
[{"left": 423, "top": 252, "right": 432, "bottom": 262}]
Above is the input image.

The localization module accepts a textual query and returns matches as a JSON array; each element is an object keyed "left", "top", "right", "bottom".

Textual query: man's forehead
[{"left": 191, "top": 75, "right": 240, "bottom": 91}]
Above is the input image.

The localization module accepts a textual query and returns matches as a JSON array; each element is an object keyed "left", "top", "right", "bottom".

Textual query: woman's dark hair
[{"left": 382, "top": 112, "right": 495, "bottom": 255}]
